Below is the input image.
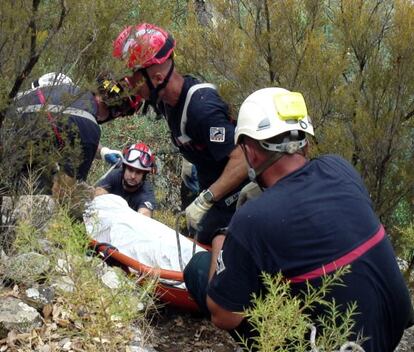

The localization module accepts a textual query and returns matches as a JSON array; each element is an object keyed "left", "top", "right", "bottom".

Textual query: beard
[{"left": 122, "top": 178, "right": 141, "bottom": 192}]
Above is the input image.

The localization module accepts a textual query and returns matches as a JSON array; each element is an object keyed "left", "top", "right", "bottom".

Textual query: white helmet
[
  {"left": 31, "top": 72, "right": 73, "bottom": 89},
  {"left": 235, "top": 87, "right": 314, "bottom": 153},
  {"left": 122, "top": 142, "right": 155, "bottom": 172}
]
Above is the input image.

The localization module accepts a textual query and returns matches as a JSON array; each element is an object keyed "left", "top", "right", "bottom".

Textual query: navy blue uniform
[
  {"left": 161, "top": 76, "right": 247, "bottom": 243},
  {"left": 10, "top": 84, "right": 100, "bottom": 191},
  {"left": 186, "top": 155, "right": 413, "bottom": 351},
  {"left": 97, "top": 168, "right": 156, "bottom": 212}
]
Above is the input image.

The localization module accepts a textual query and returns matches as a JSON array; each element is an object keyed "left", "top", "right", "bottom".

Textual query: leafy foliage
[
  {"left": 176, "top": 0, "right": 414, "bottom": 227},
  {"left": 242, "top": 267, "right": 361, "bottom": 351},
  {"left": 0, "top": 0, "right": 413, "bottom": 348}
]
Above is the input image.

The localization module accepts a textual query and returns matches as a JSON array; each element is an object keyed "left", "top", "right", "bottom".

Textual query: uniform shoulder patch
[{"left": 210, "top": 127, "right": 225, "bottom": 142}]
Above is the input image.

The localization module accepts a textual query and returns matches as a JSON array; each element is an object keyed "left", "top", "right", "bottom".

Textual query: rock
[
  {"left": 52, "top": 276, "right": 75, "bottom": 293},
  {"left": 3, "top": 252, "right": 50, "bottom": 284},
  {"left": 101, "top": 270, "right": 121, "bottom": 289},
  {"left": 127, "top": 346, "right": 159, "bottom": 352},
  {"left": 128, "top": 326, "right": 158, "bottom": 352},
  {"left": 397, "top": 257, "right": 409, "bottom": 271},
  {"left": 55, "top": 258, "right": 72, "bottom": 275},
  {"left": 38, "top": 345, "right": 52, "bottom": 352},
  {"left": 395, "top": 325, "right": 414, "bottom": 352},
  {"left": 37, "top": 239, "right": 55, "bottom": 255},
  {"left": 0, "top": 297, "right": 42, "bottom": 338},
  {"left": 59, "top": 337, "right": 72, "bottom": 351},
  {"left": 24, "top": 286, "right": 55, "bottom": 309},
  {"left": 1, "top": 195, "right": 55, "bottom": 224}
]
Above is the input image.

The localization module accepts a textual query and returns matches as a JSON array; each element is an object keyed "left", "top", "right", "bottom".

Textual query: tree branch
[{"left": 7, "top": 0, "right": 67, "bottom": 101}]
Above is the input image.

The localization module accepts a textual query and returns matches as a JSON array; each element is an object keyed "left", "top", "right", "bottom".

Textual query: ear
[
  {"left": 303, "top": 141, "right": 310, "bottom": 157},
  {"left": 244, "top": 139, "right": 260, "bottom": 163}
]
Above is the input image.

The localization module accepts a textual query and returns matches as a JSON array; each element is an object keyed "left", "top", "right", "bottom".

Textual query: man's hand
[
  {"left": 100, "top": 147, "right": 122, "bottom": 165},
  {"left": 95, "top": 187, "right": 109, "bottom": 197},
  {"left": 236, "top": 182, "right": 262, "bottom": 209},
  {"left": 185, "top": 190, "right": 214, "bottom": 231},
  {"left": 181, "top": 158, "right": 199, "bottom": 193}
]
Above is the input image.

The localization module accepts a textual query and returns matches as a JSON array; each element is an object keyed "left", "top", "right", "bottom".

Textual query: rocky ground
[
  {"left": 150, "top": 306, "right": 237, "bottom": 352},
  {"left": 150, "top": 304, "right": 414, "bottom": 352}
]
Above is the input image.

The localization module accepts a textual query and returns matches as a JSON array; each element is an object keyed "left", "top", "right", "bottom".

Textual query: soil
[
  {"left": 150, "top": 306, "right": 238, "bottom": 352},
  {"left": 150, "top": 302, "right": 414, "bottom": 352}
]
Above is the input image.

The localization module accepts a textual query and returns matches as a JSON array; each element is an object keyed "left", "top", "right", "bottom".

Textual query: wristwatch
[{"left": 202, "top": 189, "right": 215, "bottom": 203}]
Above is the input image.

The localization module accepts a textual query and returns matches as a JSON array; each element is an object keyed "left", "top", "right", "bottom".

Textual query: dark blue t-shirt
[
  {"left": 208, "top": 155, "right": 413, "bottom": 351},
  {"left": 162, "top": 76, "right": 244, "bottom": 197},
  {"left": 97, "top": 168, "right": 156, "bottom": 212},
  {"left": 14, "top": 84, "right": 101, "bottom": 181}
]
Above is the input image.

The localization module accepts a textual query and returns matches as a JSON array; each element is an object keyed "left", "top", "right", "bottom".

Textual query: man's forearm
[
  {"left": 138, "top": 207, "right": 152, "bottom": 217},
  {"left": 209, "top": 146, "right": 247, "bottom": 201}
]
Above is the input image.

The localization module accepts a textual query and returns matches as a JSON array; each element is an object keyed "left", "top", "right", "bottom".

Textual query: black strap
[
  {"left": 94, "top": 242, "right": 119, "bottom": 260},
  {"left": 141, "top": 60, "right": 175, "bottom": 116}
]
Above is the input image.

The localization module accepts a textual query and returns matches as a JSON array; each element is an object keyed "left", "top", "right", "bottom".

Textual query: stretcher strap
[
  {"left": 288, "top": 225, "right": 385, "bottom": 283},
  {"left": 94, "top": 242, "right": 119, "bottom": 260}
]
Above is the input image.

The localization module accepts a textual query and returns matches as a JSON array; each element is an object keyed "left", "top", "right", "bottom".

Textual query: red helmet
[
  {"left": 122, "top": 142, "right": 155, "bottom": 172},
  {"left": 113, "top": 23, "right": 175, "bottom": 70}
]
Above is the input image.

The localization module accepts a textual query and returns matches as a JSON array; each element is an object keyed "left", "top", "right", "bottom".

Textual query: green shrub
[{"left": 241, "top": 267, "right": 363, "bottom": 351}]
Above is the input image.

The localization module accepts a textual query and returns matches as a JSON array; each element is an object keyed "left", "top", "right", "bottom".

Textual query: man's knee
[
  {"left": 184, "top": 251, "right": 211, "bottom": 289},
  {"left": 184, "top": 251, "right": 211, "bottom": 315}
]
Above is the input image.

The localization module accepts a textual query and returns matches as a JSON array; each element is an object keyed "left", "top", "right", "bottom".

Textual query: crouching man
[
  {"left": 184, "top": 87, "right": 414, "bottom": 351},
  {"left": 96, "top": 142, "right": 157, "bottom": 217}
]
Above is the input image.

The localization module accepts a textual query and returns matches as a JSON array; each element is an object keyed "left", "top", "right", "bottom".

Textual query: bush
[{"left": 241, "top": 267, "right": 363, "bottom": 352}]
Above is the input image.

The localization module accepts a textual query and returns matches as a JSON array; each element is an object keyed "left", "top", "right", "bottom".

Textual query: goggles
[{"left": 125, "top": 148, "right": 153, "bottom": 168}]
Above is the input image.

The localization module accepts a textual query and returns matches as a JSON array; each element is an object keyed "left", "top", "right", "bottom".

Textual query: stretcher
[
  {"left": 90, "top": 239, "right": 204, "bottom": 312},
  {"left": 85, "top": 194, "right": 209, "bottom": 312}
]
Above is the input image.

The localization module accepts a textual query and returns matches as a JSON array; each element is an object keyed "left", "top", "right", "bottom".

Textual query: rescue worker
[
  {"left": 112, "top": 23, "right": 248, "bottom": 244},
  {"left": 7, "top": 72, "right": 102, "bottom": 193},
  {"left": 5, "top": 72, "right": 142, "bottom": 194},
  {"left": 96, "top": 142, "right": 157, "bottom": 217},
  {"left": 183, "top": 87, "right": 414, "bottom": 351}
]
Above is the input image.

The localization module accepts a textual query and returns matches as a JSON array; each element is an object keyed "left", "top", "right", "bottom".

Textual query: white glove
[
  {"left": 185, "top": 190, "right": 214, "bottom": 231},
  {"left": 236, "top": 182, "right": 262, "bottom": 209},
  {"left": 100, "top": 147, "right": 122, "bottom": 165}
]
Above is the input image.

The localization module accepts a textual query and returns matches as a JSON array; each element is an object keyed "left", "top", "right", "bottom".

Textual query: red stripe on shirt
[{"left": 288, "top": 225, "right": 385, "bottom": 283}]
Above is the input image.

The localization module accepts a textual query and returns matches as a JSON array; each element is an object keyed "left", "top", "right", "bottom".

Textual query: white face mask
[{"left": 247, "top": 166, "right": 258, "bottom": 183}]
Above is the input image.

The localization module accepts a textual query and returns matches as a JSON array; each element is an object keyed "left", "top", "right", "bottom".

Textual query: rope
[
  {"left": 175, "top": 211, "right": 186, "bottom": 272},
  {"left": 94, "top": 160, "right": 121, "bottom": 186},
  {"left": 307, "top": 324, "right": 365, "bottom": 352}
]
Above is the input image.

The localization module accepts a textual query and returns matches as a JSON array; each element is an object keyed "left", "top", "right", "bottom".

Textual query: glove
[
  {"left": 236, "top": 182, "right": 262, "bottom": 209},
  {"left": 185, "top": 190, "right": 214, "bottom": 231},
  {"left": 100, "top": 147, "right": 122, "bottom": 165}
]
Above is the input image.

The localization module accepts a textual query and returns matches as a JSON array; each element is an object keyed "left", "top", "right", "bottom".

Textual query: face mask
[{"left": 247, "top": 167, "right": 258, "bottom": 183}]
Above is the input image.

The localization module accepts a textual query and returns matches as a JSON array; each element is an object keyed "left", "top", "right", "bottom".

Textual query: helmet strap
[
  {"left": 241, "top": 143, "right": 285, "bottom": 190},
  {"left": 259, "top": 131, "right": 308, "bottom": 154},
  {"left": 248, "top": 152, "right": 285, "bottom": 187},
  {"left": 140, "top": 60, "right": 175, "bottom": 116}
]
